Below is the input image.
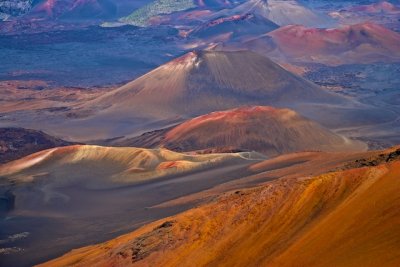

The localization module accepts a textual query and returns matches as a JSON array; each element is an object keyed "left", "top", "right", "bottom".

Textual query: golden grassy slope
[{"left": 39, "top": 159, "right": 400, "bottom": 267}]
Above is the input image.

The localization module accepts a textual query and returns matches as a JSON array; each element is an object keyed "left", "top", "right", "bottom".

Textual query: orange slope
[{"left": 39, "top": 159, "right": 400, "bottom": 267}]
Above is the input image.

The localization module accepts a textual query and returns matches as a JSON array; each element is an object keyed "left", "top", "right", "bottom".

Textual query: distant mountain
[
  {"left": 350, "top": 1, "right": 400, "bottom": 13},
  {"left": 118, "top": 106, "right": 365, "bottom": 156},
  {"left": 78, "top": 50, "right": 344, "bottom": 137},
  {"left": 327, "top": 1, "right": 400, "bottom": 32},
  {"left": 118, "top": 0, "right": 332, "bottom": 28},
  {"left": 0, "top": 127, "right": 73, "bottom": 164},
  {"left": 210, "top": 0, "right": 334, "bottom": 27},
  {"left": 27, "top": 0, "right": 117, "bottom": 20},
  {"left": 190, "top": 13, "right": 278, "bottom": 42},
  {"left": 264, "top": 22, "right": 400, "bottom": 65}
]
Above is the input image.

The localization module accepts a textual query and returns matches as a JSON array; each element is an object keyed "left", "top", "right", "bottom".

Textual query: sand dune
[{"left": 40, "top": 149, "right": 400, "bottom": 267}]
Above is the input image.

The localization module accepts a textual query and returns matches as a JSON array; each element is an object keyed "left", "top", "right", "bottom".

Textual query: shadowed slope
[
  {"left": 40, "top": 153, "right": 400, "bottom": 267},
  {"left": 0, "top": 128, "right": 73, "bottom": 164},
  {"left": 119, "top": 106, "right": 366, "bottom": 156}
]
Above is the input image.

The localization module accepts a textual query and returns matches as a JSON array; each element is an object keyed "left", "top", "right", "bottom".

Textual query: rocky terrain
[{"left": 0, "top": 128, "right": 72, "bottom": 164}]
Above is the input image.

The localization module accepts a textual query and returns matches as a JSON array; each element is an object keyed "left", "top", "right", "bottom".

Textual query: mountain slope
[
  {"left": 266, "top": 22, "right": 400, "bottom": 65},
  {"left": 39, "top": 148, "right": 400, "bottom": 267},
  {"left": 0, "top": 127, "right": 73, "bottom": 164},
  {"left": 350, "top": 1, "right": 400, "bottom": 13},
  {"left": 210, "top": 0, "right": 333, "bottom": 27},
  {"left": 28, "top": 0, "right": 117, "bottom": 20},
  {"left": 0, "top": 0, "right": 32, "bottom": 18},
  {"left": 190, "top": 12, "right": 278, "bottom": 41},
  {"left": 0, "top": 145, "right": 263, "bottom": 266},
  {"left": 119, "top": 106, "right": 365, "bottom": 156},
  {"left": 83, "top": 50, "right": 343, "bottom": 120},
  {"left": 119, "top": 0, "right": 243, "bottom": 27}
]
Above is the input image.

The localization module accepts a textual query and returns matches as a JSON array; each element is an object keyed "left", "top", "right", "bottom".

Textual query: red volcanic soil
[
  {"left": 266, "top": 22, "right": 400, "bottom": 64},
  {"left": 118, "top": 106, "right": 365, "bottom": 156}
]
